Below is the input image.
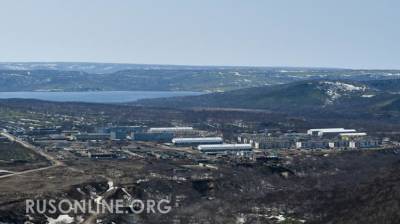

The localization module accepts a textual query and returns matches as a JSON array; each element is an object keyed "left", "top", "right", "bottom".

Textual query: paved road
[
  {"left": 0, "top": 131, "right": 65, "bottom": 179},
  {"left": 0, "top": 169, "right": 15, "bottom": 174},
  {"left": 0, "top": 131, "right": 112, "bottom": 224},
  {"left": 0, "top": 165, "right": 57, "bottom": 180},
  {"left": 0, "top": 132, "right": 64, "bottom": 166}
]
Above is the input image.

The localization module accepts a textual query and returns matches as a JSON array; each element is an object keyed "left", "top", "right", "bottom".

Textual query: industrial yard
[{"left": 2, "top": 124, "right": 391, "bottom": 164}]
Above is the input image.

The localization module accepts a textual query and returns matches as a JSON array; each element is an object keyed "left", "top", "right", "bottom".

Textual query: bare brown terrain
[{"left": 0, "top": 145, "right": 399, "bottom": 223}]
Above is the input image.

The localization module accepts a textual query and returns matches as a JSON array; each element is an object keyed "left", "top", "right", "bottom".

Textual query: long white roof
[
  {"left": 172, "top": 137, "right": 223, "bottom": 144},
  {"left": 307, "top": 128, "right": 356, "bottom": 134},
  {"left": 149, "top": 127, "right": 193, "bottom": 132},
  {"left": 339, "top": 132, "right": 367, "bottom": 136},
  {"left": 198, "top": 144, "right": 252, "bottom": 151}
]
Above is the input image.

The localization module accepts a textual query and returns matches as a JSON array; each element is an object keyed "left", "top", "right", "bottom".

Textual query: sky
[{"left": 0, "top": 0, "right": 399, "bottom": 69}]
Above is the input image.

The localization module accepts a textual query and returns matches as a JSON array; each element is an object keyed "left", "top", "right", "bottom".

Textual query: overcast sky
[{"left": 0, "top": 0, "right": 399, "bottom": 69}]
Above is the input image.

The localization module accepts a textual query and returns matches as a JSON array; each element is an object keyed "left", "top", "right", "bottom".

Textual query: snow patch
[
  {"left": 47, "top": 214, "right": 74, "bottom": 224},
  {"left": 94, "top": 196, "right": 104, "bottom": 204},
  {"left": 233, "top": 72, "right": 242, "bottom": 76},
  {"left": 76, "top": 187, "right": 86, "bottom": 195},
  {"left": 384, "top": 73, "right": 400, "bottom": 76},
  {"left": 136, "top": 178, "right": 149, "bottom": 184},
  {"left": 321, "top": 81, "right": 366, "bottom": 91},
  {"left": 361, "top": 94, "right": 375, "bottom": 98},
  {"left": 267, "top": 214, "right": 286, "bottom": 222},
  {"left": 318, "top": 81, "right": 367, "bottom": 104},
  {"left": 106, "top": 180, "right": 116, "bottom": 192}
]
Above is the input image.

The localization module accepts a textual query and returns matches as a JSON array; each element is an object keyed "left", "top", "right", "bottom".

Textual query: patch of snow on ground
[
  {"left": 106, "top": 180, "right": 117, "bottom": 192},
  {"left": 47, "top": 214, "right": 74, "bottom": 224},
  {"left": 319, "top": 81, "right": 367, "bottom": 104},
  {"left": 236, "top": 215, "right": 246, "bottom": 224},
  {"left": 94, "top": 196, "right": 104, "bottom": 204},
  {"left": 362, "top": 94, "right": 375, "bottom": 98},
  {"left": 384, "top": 73, "right": 400, "bottom": 76},
  {"left": 325, "top": 89, "right": 341, "bottom": 100},
  {"left": 76, "top": 188, "right": 86, "bottom": 195},
  {"left": 136, "top": 178, "right": 149, "bottom": 184},
  {"left": 121, "top": 188, "right": 133, "bottom": 198},
  {"left": 322, "top": 81, "right": 366, "bottom": 91},
  {"left": 267, "top": 214, "right": 286, "bottom": 222}
]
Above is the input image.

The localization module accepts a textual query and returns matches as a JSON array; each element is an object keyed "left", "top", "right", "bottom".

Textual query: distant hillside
[
  {"left": 0, "top": 62, "right": 399, "bottom": 92},
  {"left": 363, "top": 79, "right": 400, "bottom": 93},
  {"left": 0, "top": 62, "right": 174, "bottom": 74},
  {"left": 137, "top": 80, "right": 400, "bottom": 113},
  {"left": 381, "top": 98, "right": 400, "bottom": 111}
]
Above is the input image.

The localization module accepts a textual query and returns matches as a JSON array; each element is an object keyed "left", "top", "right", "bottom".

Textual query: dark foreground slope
[{"left": 0, "top": 148, "right": 399, "bottom": 224}]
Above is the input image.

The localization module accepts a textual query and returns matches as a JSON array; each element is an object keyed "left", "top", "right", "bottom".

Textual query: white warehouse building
[
  {"left": 148, "top": 127, "right": 194, "bottom": 133},
  {"left": 197, "top": 144, "right": 252, "bottom": 155},
  {"left": 172, "top": 137, "right": 223, "bottom": 146},
  {"left": 307, "top": 128, "right": 356, "bottom": 137}
]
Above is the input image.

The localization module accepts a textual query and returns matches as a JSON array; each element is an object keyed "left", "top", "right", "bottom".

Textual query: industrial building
[
  {"left": 149, "top": 127, "right": 193, "bottom": 132},
  {"left": 132, "top": 132, "right": 174, "bottom": 142},
  {"left": 259, "top": 139, "right": 293, "bottom": 149},
  {"left": 130, "top": 126, "right": 212, "bottom": 142},
  {"left": 103, "top": 126, "right": 146, "bottom": 140},
  {"left": 146, "top": 126, "right": 200, "bottom": 138},
  {"left": 348, "top": 138, "right": 381, "bottom": 149},
  {"left": 307, "top": 128, "right": 356, "bottom": 137},
  {"left": 339, "top": 132, "right": 367, "bottom": 140},
  {"left": 239, "top": 128, "right": 380, "bottom": 150},
  {"left": 88, "top": 152, "right": 118, "bottom": 159},
  {"left": 74, "top": 133, "right": 110, "bottom": 141},
  {"left": 295, "top": 140, "right": 330, "bottom": 149},
  {"left": 110, "top": 129, "right": 128, "bottom": 140},
  {"left": 197, "top": 144, "right": 252, "bottom": 155},
  {"left": 148, "top": 127, "right": 196, "bottom": 137},
  {"left": 172, "top": 137, "right": 223, "bottom": 146},
  {"left": 34, "top": 134, "right": 70, "bottom": 141},
  {"left": 238, "top": 133, "right": 310, "bottom": 149},
  {"left": 295, "top": 137, "right": 380, "bottom": 150},
  {"left": 27, "top": 128, "right": 60, "bottom": 136},
  {"left": 113, "top": 126, "right": 144, "bottom": 132}
]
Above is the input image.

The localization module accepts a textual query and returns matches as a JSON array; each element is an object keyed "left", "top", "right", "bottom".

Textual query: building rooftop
[
  {"left": 339, "top": 132, "right": 367, "bottom": 136},
  {"left": 172, "top": 137, "right": 223, "bottom": 144},
  {"left": 307, "top": 128, "right": 356, "bottom": 134},
  {"left": 198, "top": 144, "right": 252, "bottom": 151},
  {"left": 149, "top": 127, "right": 193, "bottom": 132}
]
